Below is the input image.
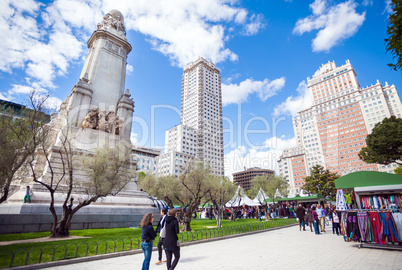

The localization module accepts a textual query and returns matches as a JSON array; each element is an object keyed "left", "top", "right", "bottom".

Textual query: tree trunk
[
  {"left": 216, "top": 206, "right": 223, "bottom": 227},
  {"left": 181, "top": 211, "right": 192, "bottom": 231},
  {"left": 51, "top": 198, "right": 74, "bottom": 238},
  {"left": 229, "top": 208, "right": 236, "bottom": 222},
  {"left": 0, "top": 187, "right": 9, "bottom": 204}
]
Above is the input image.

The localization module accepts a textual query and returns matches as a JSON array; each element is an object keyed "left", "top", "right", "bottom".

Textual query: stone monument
[{"left": 0, "top": 10, "right": 159, "bottom": 234}]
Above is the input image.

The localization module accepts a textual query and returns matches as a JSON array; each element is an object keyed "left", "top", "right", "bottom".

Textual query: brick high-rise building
[
  {"left": 233, "top": 167, "right": 275, "bottom": 190},
  {"left": 278, "top": 60, "right": 402, "bottom": 194},
  {"left": 158, "top": 57, "right": 224, "bottom": 177}
]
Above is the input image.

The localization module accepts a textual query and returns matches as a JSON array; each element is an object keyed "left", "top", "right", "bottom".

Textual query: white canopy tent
[
  {"left": 274, "top": 188, "right": 283, "bottom": 199},
  {"left": 253, "top": 187, "right": 272, "bottom": 205},
  {"left": 287, "top": 190, "right": 296, "bottom": 198},
  {"left": 226, "top": 186, "right": 261, "bottom": 207},
  {"left": 299, "top": 189, "right": 309, "bottom": 197}
]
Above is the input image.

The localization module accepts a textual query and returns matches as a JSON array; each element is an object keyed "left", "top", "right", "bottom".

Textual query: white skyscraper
[{"left": 158, "top": 57, "right": 224, "bottom": 177}]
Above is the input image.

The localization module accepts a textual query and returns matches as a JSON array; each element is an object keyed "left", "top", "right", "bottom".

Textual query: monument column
[{"left": 65, "top": 10, "right": 133, "bottom": 140}]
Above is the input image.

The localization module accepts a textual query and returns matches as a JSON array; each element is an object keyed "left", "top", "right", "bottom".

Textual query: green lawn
[{"left": 0, "top": 218, "right": 296, "bottom": 268}]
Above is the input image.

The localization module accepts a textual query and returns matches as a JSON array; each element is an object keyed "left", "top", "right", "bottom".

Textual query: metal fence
[{"left": 1, "top": 218, "right": 296, "bottom": 268}]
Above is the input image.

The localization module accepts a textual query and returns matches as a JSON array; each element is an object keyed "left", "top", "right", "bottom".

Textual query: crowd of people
[{"left": 295, "top": 203, "right": 341, "bottom": 235}]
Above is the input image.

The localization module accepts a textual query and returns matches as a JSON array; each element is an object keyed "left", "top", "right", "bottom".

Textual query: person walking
[
  {"left": 164, "top": 209, "right": 180, "bottom": 270},
  {"left": 296, "top": 204, "right": 306, "bottom": 231},
  {"left": 316, "top": 205, "right": 326, "bottom": 233},
  {"left": 141, "top": 213, "right": 156, "bottom": 270},
  {"left": 312, "top": 206, "right": 320, "bottom": 235},
  {"left": 155, "top": 208, "right": 168, "bottom": 265},
  {"left": 24, "top": 186, "right": 32, "bottom": 203},
  {"left": 332, "top": 208, "right": 341, "bottom": 235},
  {"left": 306, "top": 206, "right": 314, "bottom": 232}
]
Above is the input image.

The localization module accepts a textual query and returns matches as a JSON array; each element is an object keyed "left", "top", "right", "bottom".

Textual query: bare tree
[
  {"left": 29, "top": 117, "right": 134, "bottom": 237},
  {"left": 0, "top": 92, "right": 50, "bottom": 203}
]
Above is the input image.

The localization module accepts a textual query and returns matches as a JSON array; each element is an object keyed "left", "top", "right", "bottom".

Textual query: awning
[
  {"left": 335, "top": 171, "right": 402, "bottom": 189},
  {"left": 279, "top": 194, "right": 325, "bottom": 202}
]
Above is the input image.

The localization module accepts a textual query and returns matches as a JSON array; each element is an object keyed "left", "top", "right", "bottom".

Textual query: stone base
[{"left": 0, "top": 203, "right": 159, "bottom": 234}]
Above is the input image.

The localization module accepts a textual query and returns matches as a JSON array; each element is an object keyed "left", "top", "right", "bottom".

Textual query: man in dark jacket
[
  {"left": 155, "top": 208, "right": 168, "bottom": 265},
  {"left": 296, "top": 204, "right": 306, "bottom": 231}
]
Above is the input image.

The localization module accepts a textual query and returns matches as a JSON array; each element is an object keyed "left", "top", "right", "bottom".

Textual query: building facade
[
  {"left": 158, "top": 57, "right": 224, "bottom": 177},
  {"left": 132, "top": 145, "right": 160, "bottom": 176},
  {"left": 279, "top": 60, "right": 402, "bottom": 194},
  {"left": 233, "top": 167, "right": 275, "bottom": 190}
]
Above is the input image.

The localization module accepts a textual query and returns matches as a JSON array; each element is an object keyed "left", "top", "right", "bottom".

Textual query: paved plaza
[{"left": 48, "top": 224, "right": 402, "bottom": 270}]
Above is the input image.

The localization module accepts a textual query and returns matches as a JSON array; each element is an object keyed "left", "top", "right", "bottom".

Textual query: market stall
[{"left": 334, "top": 171, "right": 402, "bottom": 250}]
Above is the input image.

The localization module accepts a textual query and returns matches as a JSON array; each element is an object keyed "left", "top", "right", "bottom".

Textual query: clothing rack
[{"left": 340, "top": 209, "right": 402, "bottom": 251}]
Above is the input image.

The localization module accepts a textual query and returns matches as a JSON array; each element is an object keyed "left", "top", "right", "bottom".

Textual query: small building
[
  {"left": 132, "top": 145, "right": 161, "bottom": 176},
  {"left": 232, "top": 167, "right": 275, "bottom": 190}
]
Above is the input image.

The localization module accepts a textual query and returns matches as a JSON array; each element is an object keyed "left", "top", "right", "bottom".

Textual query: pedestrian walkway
[{"left": 49, "top": 225, "right": 402, "bottom": 270}]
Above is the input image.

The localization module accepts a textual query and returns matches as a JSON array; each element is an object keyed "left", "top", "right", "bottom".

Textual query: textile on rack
[
  {"left": 368, "top": 212, "right": 385, "bottom": 244},
  {"left": 392, "top": 213, "right": 402, "bottom": 241},
  {"left": 357, "top": 212, "right": 368, "bottom": 242},
  {"left": 336, "top": 189, "right": 347, "bottom": 211},
  {"left": 346, "top": 212, "right": 360, "bottom": 241},
  {"left": 360, "top": 194, "right": 402, "bottom": 210},
  {"left": 380, "top": 213, "right": 400, "bottom": 243}
]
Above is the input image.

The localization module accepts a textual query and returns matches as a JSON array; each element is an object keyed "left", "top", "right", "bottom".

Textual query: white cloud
[
  {"left": 273, "top": 80, "right": 312, "bottom": 117},
  {"left": 130, "top": 132, "right": 139, "bottom": 145},
  {"left": 0, "top": 93, "right": 10, "bottom": 101},
  {"left": 222, "top": 77, "right": 286, "bottom": 106},
  {"left": 384, "top": 0, "right": 393, "bottom": 14},
  {"left": 362, "top": 0, "right": 373, "bottom": 7},
  {"left": 224, "top": 136, "right": 296, "bottom": 179},
  {"left": 293, "top": 0, "right": 366, "bottom": 52},
  {"left": 126, "top": 64, "right": 134, "bottom": 75},
  {"left": 1, "top": 0, "right": 265, "bottom": 91}
]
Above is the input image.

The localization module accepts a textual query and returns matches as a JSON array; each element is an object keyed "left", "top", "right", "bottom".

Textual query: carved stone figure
[
  {"left": 97, "top": 10, "right": 126, "bottom": 35},
  {"left": 115, "top": 118, "right": 124, "bottom": 135},
  {"left": 98, "top": 110, "right": 110, "bottom": 132},
  {"left": 81, "top": 108, "right": 99, "bottom": 129},
  {"left": 107, "top": 111, "right": 117, "bottom": 134}
]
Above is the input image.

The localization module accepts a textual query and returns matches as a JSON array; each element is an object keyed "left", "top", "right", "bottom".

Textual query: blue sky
[{"left": 0, "top": 0, "right": 400, "bottom": 178}]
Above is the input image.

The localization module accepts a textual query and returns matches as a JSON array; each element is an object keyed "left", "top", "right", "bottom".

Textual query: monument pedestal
[{"left": 0, "top": 10, "right": 161, "bottom": 234}]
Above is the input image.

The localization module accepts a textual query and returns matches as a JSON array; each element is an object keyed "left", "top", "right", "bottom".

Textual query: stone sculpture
[
  {"left": 81, "top": 108, "right": 99, "bottom": 129},
  {"left": 81, "top": 108, "right": 122, "bottom": 135},
  {"left": 98, "top": 110, "right": 110, "bottom": 132},
  {"left": 97, "top": 10, "right": 126, "bottom": 35}
]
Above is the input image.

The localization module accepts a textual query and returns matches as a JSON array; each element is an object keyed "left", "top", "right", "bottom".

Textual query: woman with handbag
[
  {"left": 140, "top": 213, "right": 157, "bottom": 270},
  {"left": 164, "top": 209, "right": 180, "bottom": 270}
]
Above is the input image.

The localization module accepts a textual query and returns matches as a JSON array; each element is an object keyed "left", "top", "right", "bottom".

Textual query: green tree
[
  {"left": 265, "top": 175, "right": 288, "bottom": 203},
  {"left": 206, "top": 176, "right": 237, "bottom": 227},
  {"left": 246, "top": 175, "right": 276, "bottom": 220},
  {"left": 385, "top": 0, "right": 402, "bottom": 71},
  {"left": 139, "top": 161, "right": 213, "bottom": 231},
  {"left": 137, "top": 171, "right": 146, "bottom": 181},
  {"left": 358, "top": 116, "right": 402, "bottom": 165},
  {"left": 395, "top": 165, "right": 402, "bottom": 175},
  {"left": 302, "top": 165, "right": 339, "bottom": 201}
]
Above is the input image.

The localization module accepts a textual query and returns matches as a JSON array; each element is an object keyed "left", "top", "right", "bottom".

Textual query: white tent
[
  {"left": 300, "top": 189, "right": 309, "bottom": 197},
  {"left": 287, "top": 190, "right": 296, "bottom": 198},
  {"left": 253, "top": 187, "right": 271, "bottom": 204},
  {"left": 225, "top": 186, "right": 260, "bottom": 207},
  {"left": 274, "top": 188, "right": 283, "bottom": 199}
]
